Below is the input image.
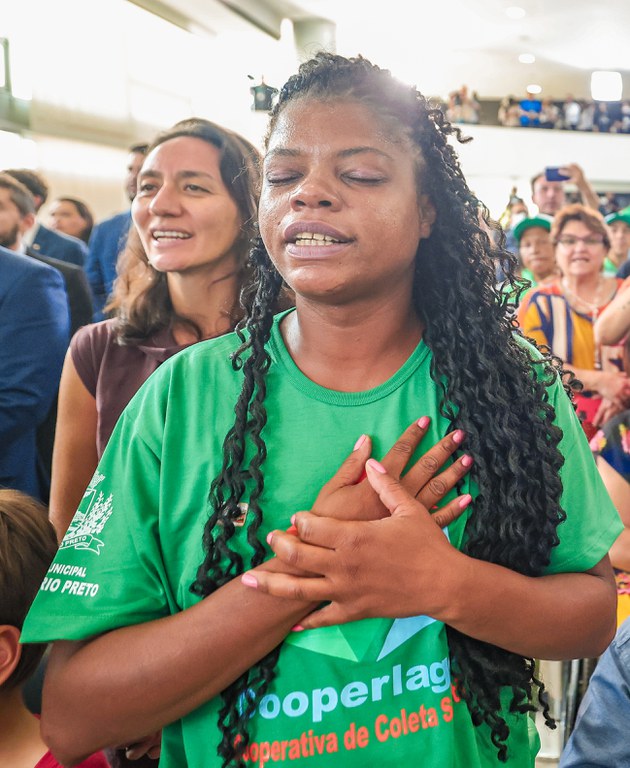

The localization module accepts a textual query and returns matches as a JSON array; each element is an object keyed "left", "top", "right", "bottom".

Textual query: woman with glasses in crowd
[{"left": 519, "top": 204, "right": 630, "bottom": 432}]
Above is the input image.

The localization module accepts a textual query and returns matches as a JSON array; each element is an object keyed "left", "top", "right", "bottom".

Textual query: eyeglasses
[{"left": 556, "top": 235, "right": 605, "bottom": 248}]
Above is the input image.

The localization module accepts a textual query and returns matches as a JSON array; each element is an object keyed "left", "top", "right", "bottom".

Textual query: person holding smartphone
[
  {"left": 502, "top": 164, "right": 599, "bottom": 260},
  {"left": 530, "top": 164, "right": 600, "bottom": 217}
]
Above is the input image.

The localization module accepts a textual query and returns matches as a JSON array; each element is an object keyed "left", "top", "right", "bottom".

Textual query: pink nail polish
[
  {"left": 291, "top": 624, "right": 305, "bottom": 632},
  {"left": 366, "top": 458, "right": 387, "bottom": 474},
  {"left": 458, "top": 494, "right": 472, "bottom": 509},
  {"left": 241, "top": 574, "right": 258, "bottom": 588},
  {"left": 266, "top": 532, "right": 274, "bottom": 545},
  {"left": 417, "top": 416, "right": 430, "bottom": 429},
  {"left": 353, "top": 434, "right": 367, "bottom": 450},
  {"left": 461, "top": 454, "right": 473, "bottom": 468},
  {"left": 453, "top": 429, "right": 465, "bottom": 444}
]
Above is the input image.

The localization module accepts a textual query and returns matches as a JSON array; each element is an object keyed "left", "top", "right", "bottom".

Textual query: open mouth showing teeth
[
  {"left": 153, "top": 230, "right": 191, "bottom": 240},
  {"left": 293, "top": 232, "right": 343, "bottom": 246}
]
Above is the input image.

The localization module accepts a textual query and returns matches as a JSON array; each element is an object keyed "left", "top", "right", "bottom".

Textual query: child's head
[{"left": 0, "top": 489, "right": 57, "bottom": 692}]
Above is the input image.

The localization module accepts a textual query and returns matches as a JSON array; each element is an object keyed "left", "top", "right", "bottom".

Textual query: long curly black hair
[{"left": 191, "top": 52, "right": 567, "bottom": 765}]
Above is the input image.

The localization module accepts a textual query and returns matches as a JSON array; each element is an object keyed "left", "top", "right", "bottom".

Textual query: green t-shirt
[
  {"left": 603, "top": 256, "right": 620, "bottom": 278},
  {"left": 22, "top": 311, "right": 622, "bottom": 768}
]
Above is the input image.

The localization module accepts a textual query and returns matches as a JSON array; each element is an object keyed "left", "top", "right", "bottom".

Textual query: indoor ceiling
[{"left": 158, "top": 0, "right": 630, "bottom": 100}]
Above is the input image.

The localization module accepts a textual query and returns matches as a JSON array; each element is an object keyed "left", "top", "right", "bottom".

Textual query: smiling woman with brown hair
[{"left": 48, "top": 118, "right": 263, "bottom": 541}]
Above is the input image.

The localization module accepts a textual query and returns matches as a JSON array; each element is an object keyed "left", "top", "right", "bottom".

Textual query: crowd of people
[
  {"left": 498, "top": 92, "right": 630, "bottom": 132},
  {"left": 436, "top": 86, "right": 630, "bottom": 133},
  {"left": 444, "top": 85, "right": 481, "bottom": 124},
  {"left": 499, "top": 93, "right": 630, "bottom": 133},
  {"left": 1, "top": 52, "right": 629, "bottom": 768},
  {"left": 500, "top": 165, "right": 630, "bottom": 632}
]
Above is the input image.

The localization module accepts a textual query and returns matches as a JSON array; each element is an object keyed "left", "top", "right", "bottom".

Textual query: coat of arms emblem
[{"left": 60, "top": 471, "right": 113, "bottom": 554}]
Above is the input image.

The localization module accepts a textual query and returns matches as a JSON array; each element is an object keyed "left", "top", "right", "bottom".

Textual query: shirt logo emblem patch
[{"left": 60, "top": 471, "right": 113, "bottom": 555}]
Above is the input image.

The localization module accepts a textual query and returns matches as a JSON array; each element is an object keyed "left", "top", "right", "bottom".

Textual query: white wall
[
  {"left": 454, "top": 124, "right": 630, "bottom": 217},
  {"left": 0, "top": 130, "right": 130, "bottom": 222}
]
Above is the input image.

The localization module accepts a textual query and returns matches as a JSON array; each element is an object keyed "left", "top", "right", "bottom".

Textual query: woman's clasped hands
[{"left": 241, "top": 417, "right": 473, "bottom": 628}]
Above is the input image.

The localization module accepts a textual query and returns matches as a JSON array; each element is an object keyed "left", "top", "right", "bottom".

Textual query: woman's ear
[
  {"left": 0, "top": 625, "right": 22, "bottom": 688},
  {"left": 419, "top": 195, "right": 436, "bottom": 239}
]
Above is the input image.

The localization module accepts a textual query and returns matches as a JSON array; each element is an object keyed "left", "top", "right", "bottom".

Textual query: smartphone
[{"left": 545, "top": 167, "right": 570, "bottom": 182}]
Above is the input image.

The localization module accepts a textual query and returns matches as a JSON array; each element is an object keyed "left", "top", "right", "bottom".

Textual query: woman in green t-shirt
[{"left": 24, "top": 53, "right": 620, "bottom": 768}]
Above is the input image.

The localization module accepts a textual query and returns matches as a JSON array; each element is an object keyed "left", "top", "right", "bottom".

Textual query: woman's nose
[
  {"left": 289, "top": 177, "right": 340, "bottom": 210},
  {"left": 148, "top": 184, "right": 182, "bottom": 215},
  {"left": 573, "top": 238, "right": 588, "bottom": 252}
]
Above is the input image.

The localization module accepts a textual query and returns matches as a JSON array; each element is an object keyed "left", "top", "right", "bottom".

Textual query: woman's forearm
[
  {"left": 576, "top": 179, "right": 602, "bottom": 214},
  {"left": 43, "top": 422, "right": 474, "bottom": 765},
  {"left": 594, "top": 287, "right": 630, "bottom": 346},
  {"left": 440, "top": 553, "right": 617, "bottom": 660},
  {"left": 49, "top": 353, "right": 99, "bottom": 541},
  {"left": 568, "top": 366, "right": 604, "bottom": 393},
  {"left": 42, "top": 564, "right": 316, "bottom": 766}
]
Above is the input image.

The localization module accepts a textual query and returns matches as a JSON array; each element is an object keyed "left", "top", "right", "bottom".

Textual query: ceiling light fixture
[
  {"left": 518, "top": 53, "right": 535, "bottom": 64},
  {"left": 505, "top": 6, "right": 526, "bottom": 19},
  {"left": 591, "top": 71, "right": 622, "bottom": 101}
]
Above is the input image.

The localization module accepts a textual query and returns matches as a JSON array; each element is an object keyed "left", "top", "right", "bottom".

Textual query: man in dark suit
[
  {"left": 85, "top": 142, "right": 147, "bottom": 319},
  {"left": 0, "top": 173, "right": 92, "bottom": 334},
  {"left": 0, "top": 172, "right": 93, "bottom": 499},
  {"left": 0, "top": 246, "right": 69, "bottom": 499},
  {"left": 3, "top": 168, "right": 88, "bottom": 267}
]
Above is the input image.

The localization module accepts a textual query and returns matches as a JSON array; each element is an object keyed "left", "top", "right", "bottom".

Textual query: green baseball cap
[
  {"left": 605, "top": 207, "right": 630, "bottom": 228},
  {"left": 513, "top": 214, "right": 554, "bottom": 242}
]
